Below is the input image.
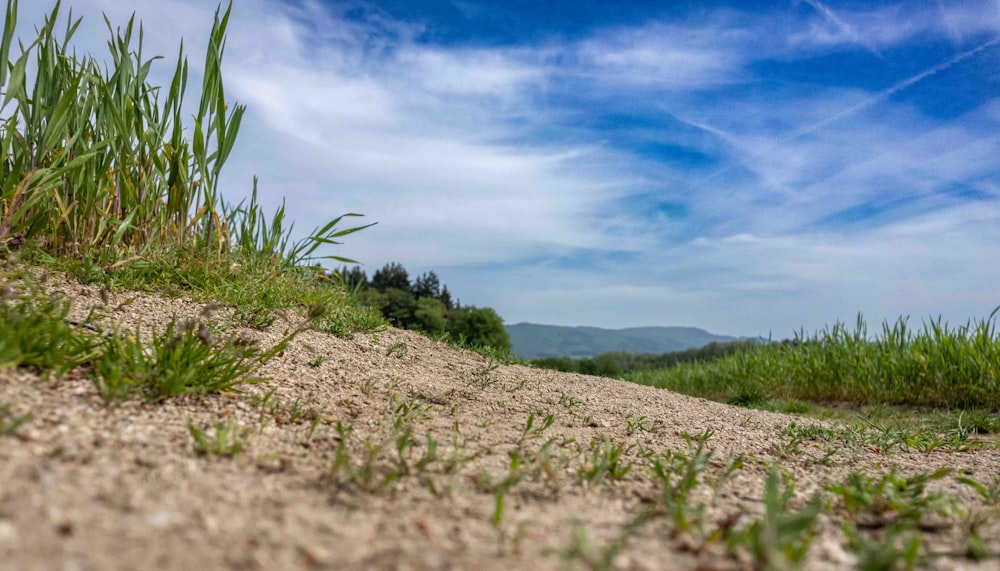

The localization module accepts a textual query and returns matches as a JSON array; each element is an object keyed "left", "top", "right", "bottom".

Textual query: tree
[
  {"left": 356, "top": 288, "right": 388, "bottom": 314},
  {"left": 447, "top": 306, "right": 511, "bottom": 351},
  {"left": 412, "top": 271, "right": 441, "bottom": 299},
  {"left": 439, "top": 285, "right": 455, "bottom": 311},
  {"left": 371, "top": 262, "right": 410, "bottom": 292},
  {"left": 530, "top": 357, "right": 579, "bottom": 373},
  {"left": 590, "top": 354, "right": 622, "bottom": 378},
  {"left": 333, "top": 265, "right": 368, "bottom": 291},
  {"left": 576, "top": 356, "right": 620, "bottom": 377},
  {"left": 383, "top": 287, "right": 416, "bottom": 328},
  {"left": 413, "top": 297, "right": 448, "bottom": 335}
]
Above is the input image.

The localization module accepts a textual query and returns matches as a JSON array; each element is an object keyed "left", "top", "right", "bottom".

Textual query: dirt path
[{"left": 2, "top": 279, "right": 999, "bottom": 570}]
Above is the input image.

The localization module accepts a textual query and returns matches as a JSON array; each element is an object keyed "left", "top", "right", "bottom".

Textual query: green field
[{"left": 626, "top": 313, "right": 1000, "bottom": 411}]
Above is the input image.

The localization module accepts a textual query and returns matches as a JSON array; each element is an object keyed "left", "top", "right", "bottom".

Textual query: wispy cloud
[
  {"left": 789, "top": 0, "right": 1000, "bottom": 52},
  {"left": 570, "top": 19, "right": 748, "bottom": 87},
  {"left": 801, "top": 0, "right": 884, "bottom": 57},
  {"left": 936, "top": 0, "right": 962, "bottom": 44}
]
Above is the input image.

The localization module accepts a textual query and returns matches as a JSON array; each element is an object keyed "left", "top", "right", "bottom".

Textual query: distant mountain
[{"left": 505, "top": 323, "right": 739, "bottom": 360}]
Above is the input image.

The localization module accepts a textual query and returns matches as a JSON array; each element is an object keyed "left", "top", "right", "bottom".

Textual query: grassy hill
[{"left": 505, "top": 322, "right": 738, "bottom": 359}]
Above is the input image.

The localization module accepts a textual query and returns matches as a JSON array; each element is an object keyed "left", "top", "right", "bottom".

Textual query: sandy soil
[{"left": 2, "top": 277, "right": 1000, "bottom": 570}]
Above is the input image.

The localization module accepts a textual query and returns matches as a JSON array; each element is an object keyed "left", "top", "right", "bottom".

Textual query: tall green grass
[
  {"left": 627, "top": 311, "right": 1000, "bottom": 410},
  {"left": 0, "top": 0, "right": 382, "bottom": 336},
  {"left": 0, "top": 0, "right": 371, "bottom": 269}
]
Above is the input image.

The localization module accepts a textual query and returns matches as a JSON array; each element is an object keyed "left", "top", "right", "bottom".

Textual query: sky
[{"left": 10, "top": 0, "right": 1000, "bottom": 338}]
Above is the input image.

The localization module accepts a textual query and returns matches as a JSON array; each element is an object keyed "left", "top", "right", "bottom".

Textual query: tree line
[
  {"left": 530, "top": 339, "right": 760, "bottom": 378},
  {"left": 333, "top": 263, "right": 511, "bottom": 351}
]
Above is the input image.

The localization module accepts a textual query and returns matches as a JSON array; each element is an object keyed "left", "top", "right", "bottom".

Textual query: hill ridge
[{"left": 505, "top": 322, "right": 738, "bottom": 359}]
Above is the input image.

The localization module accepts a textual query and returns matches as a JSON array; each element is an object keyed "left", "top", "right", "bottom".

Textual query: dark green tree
[
  {"left": 413, "top": 297, "right": 448, "bottom": 335},
  {"left": 383, "top": 287, "right": 416, "bottom": 328},
  {"left": 590, "top": 354, "right": 622, "bottom": 378},
  {"left": 439, "top": 285, "right": 455, "bottom": 311},
  {"left": 412, "top": 271, "right": 441, "bottom": 299},
  {"left": 333, "top": 265, "right": 368, "bottom": 291},
  {"left": 576, "top": 356, "right": 621, "bottom": 377},
  {"left": 372, "top": 262, "right": 410, "bottom": 292},
  {"left": 447, "top": 306, "right": 511, "bottom": 351},
  {"left": 531, "top": 357, "right": 579, "bottom": 373},
  {"left": 357, "top": 288, "right": 388, "bottom": 314}
]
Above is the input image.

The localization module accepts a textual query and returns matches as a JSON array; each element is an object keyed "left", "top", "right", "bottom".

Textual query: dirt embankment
[{"left": 2, "top": 278, "right": 999, "bottom": 570}]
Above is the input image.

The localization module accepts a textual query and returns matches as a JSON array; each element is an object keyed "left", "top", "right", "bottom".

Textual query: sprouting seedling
[
  {"left": 578, "top": 441, "right": 633, "bottom": 487},
  {"left": 522, "top": 412, "right": 555, "bottom": 441},
  {"left": 826, "top": 468, "right": 952, "bottom": 528},
  {"left": 647, "top": 440, "right": 713, "bottom": 537},
  {"left": 625, "top": 414, "right": 648, "bottom": 435},
  {"left": 415, "top": 431, "right": 439, "bottom": 473},
  {"left": 300, "top": 414, "right": 322, "bottom": 445},
  {"left": 681, "top": 428, "right": 715, "bottom": 446},
  {"left": 475, "top": 448, "right": 525, "bottom": 526},
  {"left": 958, "top": 475, "right": 1000, "bottom": 506},
  {"left": 188, "top": 419, "right": 248, "bottom": 457},
  {"left": 841, "top": 522, "right": 923, "bottom": 571},
  {"left": 0, "top": 403, "right": 31, "bottom": 435},
  {"left": 393, "top": 424, "right": 416, "bottom": 474},
  {"left": 386, "top": 341, "right": 407, "bottom": 358},
  {"left": 558, "top": 391, "right": 583, "bottom": 409},
  {"left": 330, "top": 422, "right": 402, "bottom": 493},
  {"left": 470, "top": 359, "right": 501, "bottom": 388},
  {"left": 727, "top": 468, "right": 821, "bottom": 569}
]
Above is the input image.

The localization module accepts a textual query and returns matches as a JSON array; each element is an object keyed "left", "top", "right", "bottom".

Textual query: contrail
[
  {"left": 682, "top": 34, "right": 1000, "bottom": 191},
  {"left": 781, "top": 34, "right": 1000, "bottom": 143},
  {"left": 802, "top": 0, "right": 883, "bottom": 58}
]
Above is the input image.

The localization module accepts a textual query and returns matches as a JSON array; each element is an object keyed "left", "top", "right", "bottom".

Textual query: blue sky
[{"left": 12, "top": 0, "right": 1000, "bottom": 337}]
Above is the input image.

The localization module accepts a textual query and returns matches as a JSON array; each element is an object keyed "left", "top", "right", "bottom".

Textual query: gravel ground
[{"left": 2, "top": 278, "right": 1000, "bottom": 570}]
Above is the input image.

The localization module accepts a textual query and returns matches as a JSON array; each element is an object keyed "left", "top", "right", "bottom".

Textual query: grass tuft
[
  {"left": 0, "top": 401, "right": 30, "bottom": 435},
  {"left": 91, "top": 313, "right": 303, "bottom": 402},
  {"left": 189, "top": 419, "right": 249, "bottom": 457},
  {"left": 0, "top": 284, "right": 102, "bottom": 373}
]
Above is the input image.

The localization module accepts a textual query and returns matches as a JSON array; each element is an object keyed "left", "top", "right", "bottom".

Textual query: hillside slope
[
  {"left": 2, "top": 278, "right": 999, "bottom": 570},
  {"left": 506, "top": 322, "right": 738, "bottom": 359}
]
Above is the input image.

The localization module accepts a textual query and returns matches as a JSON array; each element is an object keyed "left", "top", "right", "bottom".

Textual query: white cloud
[
  {"left": 571, "top": 18, "right": 749, "bottom": 88},
  {"left": 396, "top": 47, "right": 548, "bottom": 99}
]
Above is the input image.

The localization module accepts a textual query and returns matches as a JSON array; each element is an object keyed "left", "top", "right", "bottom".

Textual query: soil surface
[{"left": 2, "top": 276, "right": 1000, "bottom": 570}]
